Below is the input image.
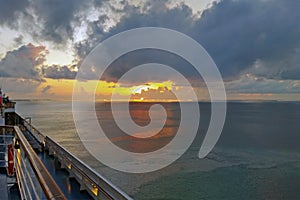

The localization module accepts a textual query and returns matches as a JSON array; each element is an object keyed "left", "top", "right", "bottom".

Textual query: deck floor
[{"left": 0, "top": 173, "right": 8, "bottom": 200}]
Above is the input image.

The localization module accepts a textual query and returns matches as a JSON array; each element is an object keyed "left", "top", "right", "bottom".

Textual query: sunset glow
[
  {"left": 49, "top": 78, "right": 180, "bottom": 102},
  {"left": 95, "top": 80, "right": 177, "bottom": 102}
]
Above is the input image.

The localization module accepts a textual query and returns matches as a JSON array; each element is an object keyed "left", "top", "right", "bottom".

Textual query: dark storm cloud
[
  {"left": 42, "top": 65, "right": 77, "bottom": 79},
  {"left": 281, "top": 69, "right": 300, "bottom": 80},
  {"left": 74, "top": 0, "right": 194, "bottom": 61},
  {"left": 193, "top": 0, "right": 300, "bottom": 79},
  {"left": 30, "top": 0, "right": 110, "bottom": 46},
  {"left": 1, "top": 0, "right": 300, "bottom": 84},
  {"left": 109, "top": 1, "right": 194, "bottom": 34},
  {"left": 74, "top": 1, "right": 198, "bottom": 82},
  {"left": 0, "top": 0, "right": 106, "bottom": 46},
  {"left": 75, "top": 0, "right": 300, "bottom": 82},
  {"left": 101, "top": 49, "right": 201, "bottom": 85},
  {"left": 31, "top": 0, "right": 90, "bottom": 44},
  {"left": 0, "top": 0, "right": 29, "bottom": 25}
]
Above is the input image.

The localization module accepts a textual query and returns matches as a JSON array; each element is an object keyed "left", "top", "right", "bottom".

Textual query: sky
[{"left": 0, "top": 0, "right": 299, "bottom": 101}]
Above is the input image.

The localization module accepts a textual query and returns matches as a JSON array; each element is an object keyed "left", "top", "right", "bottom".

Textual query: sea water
[{"left": 16, "top": 101, "right": 300, "bottom": 199}]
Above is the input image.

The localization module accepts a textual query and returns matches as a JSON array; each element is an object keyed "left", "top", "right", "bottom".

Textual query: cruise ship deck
[{"left": 0, "top": 89, "right": 132, "bottom": 200}]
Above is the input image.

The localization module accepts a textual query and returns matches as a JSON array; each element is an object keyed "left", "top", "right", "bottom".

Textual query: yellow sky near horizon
[
  {"left": 0, "top": 76, "right": 290, "bottom": 102},
  {"left": 26, "top": 78, "right": 300, "bottom": 102},
  {"left": 37, "top": 78, "right": 182, "bottom": 101}
]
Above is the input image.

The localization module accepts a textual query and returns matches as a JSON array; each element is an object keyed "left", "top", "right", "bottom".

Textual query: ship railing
[
  {"left": 45, "top": 136, "right": 133, "bottom": 200},
  {"left": 17, "top": 114, "right": 46, "bottom": 145},
  {"left": 13, "top": 126, "right": 66, "bottom": 200},
  {"left": 16, "top": 113, "right": 132, "bottom": 200}
]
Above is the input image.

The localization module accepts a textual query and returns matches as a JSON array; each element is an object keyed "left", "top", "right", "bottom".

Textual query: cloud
[
  {"left": 41, "top": 85, "right": 51, "bottom": 93},
  {"left": 100, "top": 49, "right": 200, "bottom": 85},
  {"left": 0, "top": 0, "right": 29, "bottom": 26},
  {"left": 192, "top": 0, "right": 300, "bottom": 79},
  {"left": 74, "top": 1, "right": 203, "bottom": 84},
  {"left": 42, "top": 64, "right": 77, "bottom": 79},
  {"left": 0, "top": 0, "right": 107, "bottom": 47},
  {"left": 0, "top": 43, "right": 78, "bottom": 81},
  {"left": 14, "top": 35, "right": 24, "bottom": 46},
  {"left": 0, "top": 77, "right": 41, "bottom": 97},
  {"left": 226, "top": 74, "right": 300, "bottom": 94},
  {"left": 74, "top": 0, "right": 194, "bottom": 60},
  {"left": 0, "top": 43, "right": 46, "bottom": 80},
  {"left": 30, "top": 0, "right": 91, "bottom": 45},
  {"left": 131, "top": 87, "right": 177, "bottom": 101},
  {"left": 75, "top": 0, "right": 300, "bottom": 83},
  {"left": 2, "top": 0, "right": 299, "bottom": 81}
]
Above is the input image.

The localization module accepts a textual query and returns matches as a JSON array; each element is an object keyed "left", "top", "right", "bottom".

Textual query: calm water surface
[{"left": 16, "top": 101, "right": 300, "bottom": 199}]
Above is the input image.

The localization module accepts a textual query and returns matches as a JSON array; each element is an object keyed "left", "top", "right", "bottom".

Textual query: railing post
[{"left": 24, "top": 117, "right": 32, "bottom": 132}]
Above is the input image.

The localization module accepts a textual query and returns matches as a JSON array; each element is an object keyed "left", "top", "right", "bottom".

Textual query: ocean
[{"left": 16, "top": 101, "right": 300, "bottom": 199}]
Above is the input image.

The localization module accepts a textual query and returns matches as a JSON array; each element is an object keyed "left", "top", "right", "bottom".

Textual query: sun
[
  {"left": 130, "top": 81, "right": 174, "bottom": 95},
  {"left": 131, "top": 85, "right": 152, "bottom": 94}
]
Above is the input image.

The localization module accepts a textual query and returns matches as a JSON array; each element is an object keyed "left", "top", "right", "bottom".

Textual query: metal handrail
[
  {"left": 15, "top": 113, "right": 132, "bottom": 200},
  {"left": 17, "top": 113, "right": 46, "bottom": 144},
  {"left": 14, "top": 126, "right": 66, "bottom": 200},
  {"left": 45, "top": 136, "right": 133, "bottom": 200},
  {"left": 15, "top": 149, "right": 42, "bottom": 199}
]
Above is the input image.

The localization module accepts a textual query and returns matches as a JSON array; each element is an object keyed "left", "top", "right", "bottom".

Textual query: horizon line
[{"left": 11, "top": 98, "right": 300, "bottom": 103}]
